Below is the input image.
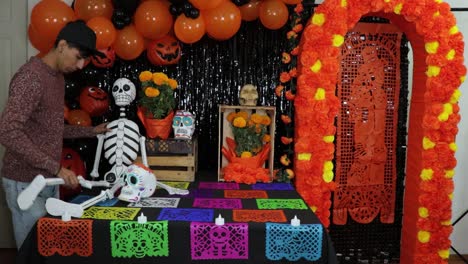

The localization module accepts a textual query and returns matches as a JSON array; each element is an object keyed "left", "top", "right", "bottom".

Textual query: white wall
[{"left": 25, "top": 0, "right": 468, "bottom": 253}]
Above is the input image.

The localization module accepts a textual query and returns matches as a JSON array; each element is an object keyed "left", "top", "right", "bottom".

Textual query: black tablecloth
[{"left": 17, "top": 182, "right": 338, "bottom": 264}]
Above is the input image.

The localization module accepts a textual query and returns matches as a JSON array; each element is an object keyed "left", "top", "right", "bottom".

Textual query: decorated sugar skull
[
  {"left": 172, "top": 110, "right": 195, "bottom": 140},
  {"left": 112, "top": 78, "right": 136, "bottom": 107},
  {"left": 118, "top": 164, "right": 156, "bottom": 203},
  {"left": 239, "top": 84, "right": 258, "bottom": 106}
]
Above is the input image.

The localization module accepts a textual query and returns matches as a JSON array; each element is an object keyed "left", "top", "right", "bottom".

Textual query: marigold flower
[
  {"left": 291, "top": 46, "right": 300, "bottom": 56},
  {"left": 237, "top": 111, "right": 249, "bottom": 120},
  {"left": 285, "top": 90, "right": 296, "bottom": 100},
  {"left": 280, "top": 154, "right": 291, "bottom": 166},
  {"left": 263, "top": 134, "right": 271, "bottom": 143},
  {"left": 280, "top": 72, "right": 291, "bottom": 83},
  {"left": 275, "top": 85, "right": 285, "bottom": 96},
  {"left": 281, "top": 114, "right": 292, "bottom": 124},
  {"left": 289, "top": 68, "right": 297, "bottom": 78},
  {"left": 227, "top": 112, "right": 237, "bottom": 123},
  {"left": 281, "top": 136, "right": 293, "bottom": 145},
  {"left": 152, "top": 72, "right": 169, "bottom": 85},
  {"left": 282, "top": 52, "right": 291, "bottom": 64},
  {"left": 286, "top": 169, "right": 295, "bottom": 179},
  {"left": 261, "top": 115, "right": 271, "bottom": 125},
  {"left": 292, "top": 24, "right": 303, "bottom": 33},
  {"left": 241, "top": 151, "right": 253, "bottom": 158},
  {"left": 139, "top": 71, "right": 152, "bottom": 82},
  {"left": 287, "top": 31, "right": 297, "bottom": 39},
  {"left": 145, "top": 87, "right": 160, "bottom": 97},
  {"left": 294, "top": 3, "right": 303, "bottom": 13},
  {"left": 251, "top": 113, "right": 263, "bottom": 124},
  {"left": 168, "top": 79, "right": 178, "bottom": 89},
  {"left": 233, "top": 117, "right": 247, "bottom": 128}
]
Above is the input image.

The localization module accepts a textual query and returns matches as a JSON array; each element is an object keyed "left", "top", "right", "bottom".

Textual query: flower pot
[{"left": 137, "top": 107, "right": 174, "bottom": 139}]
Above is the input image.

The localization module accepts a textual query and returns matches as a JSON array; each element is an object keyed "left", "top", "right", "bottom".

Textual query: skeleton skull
[
  {"left": 118, "top": 164, "right": 156, "bottom": 203},
  {"left": 239, "top": 84, "right": 258, "bottom": 106},
  {"left": 112, "top": 78, "right": 136, "bottom": 107},
  {"left": 172, "top": 110, "right": 195, "bottom": 140}
]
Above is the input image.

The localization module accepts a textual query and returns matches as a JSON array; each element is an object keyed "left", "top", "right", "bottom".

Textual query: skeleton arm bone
[
  {"left": 139, "top": 136, "right": 149, "bottom": 167},
  {"left": 45, "top": 177, "right": 125, "bottom": 220},
  {"left": 90, "top": 134, "right": 105, "bottom": 178},
  {"left": 17, "top": 174, "right": 109, "bottom": 210}
]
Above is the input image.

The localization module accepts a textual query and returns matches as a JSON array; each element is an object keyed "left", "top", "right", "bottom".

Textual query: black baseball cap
[{"left": 56, "top": 20, "right": 105, "bottom": 58}]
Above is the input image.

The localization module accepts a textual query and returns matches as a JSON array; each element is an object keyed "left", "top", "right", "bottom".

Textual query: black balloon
[
  {"left": 169, "top": 4, "right": 182, "bottom": 16},
  {"left": 112, "top": 0, "right": 140, "bottom": 16},
  {"left": 187, "top": 8, "right": 200, "bottom": 19},
  {"left": 232, "top": 0, "right": 250, "bottom": 6}
]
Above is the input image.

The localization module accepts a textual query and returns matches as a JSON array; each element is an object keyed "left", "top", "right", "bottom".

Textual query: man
[{"left": 0, "top": 20, "right": 109, "bottom": 249}]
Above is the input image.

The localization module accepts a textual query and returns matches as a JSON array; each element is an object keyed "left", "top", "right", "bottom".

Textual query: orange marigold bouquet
[{"left": 138, "top": 71, "right": 178, "bottom": 119}]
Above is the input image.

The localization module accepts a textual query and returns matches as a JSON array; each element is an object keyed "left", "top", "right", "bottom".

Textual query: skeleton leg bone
[
  {"left": 46, "top": 178, "right": 125, "bottom": 220},
  {"left": 156, "top": 181, "right": 189, "bottom": 195},
  {"left": 17, "top": 174, "right": 110, "bottom": 210}
]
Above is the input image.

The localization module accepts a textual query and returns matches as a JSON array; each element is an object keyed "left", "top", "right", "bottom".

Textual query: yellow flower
[
  {"left": 261, "top": 115, "right": 271, "bottom": 126},
  {"left": 438, "top": 249, "right": 449, "bottom": 259},
  {"left": 310, "top": 60, "right": 322, "bottom": 73},
  {"left": 237, "top": 111, "right": 249, "bottom": 120},
  {"left": 417, "top": 231, "right": 430, "bottom": 243},
  {"left": 315, "top": 88, "right": 325, "bottom": 100},
  {"left": 152, "top": 72, "right": 169, "bottom": 85},
  {"left": 420, "top": 169, "right": 433, "bottom": 181},
  {"left": 139, "top": 71, "right": 152, "bottom": 82},
  {"left": 241, "top": 151, "right": 253, "bottom": 158},
  {"left": 424, "top": 41, "right": 439, "bottom": 54},
  {"left": 233, "top": 117, "right": 247, "bottom": 128},
  {"left": 145, "top": 87, "right": 160, "bottom": 97},
  {"left": 418, "top": 207, "right": 428, "bottom": 218},
  {"left": 251, "top": 113, "right": 263, "bottom": 124},
  {"left": 227, "top": 112, "right": 237, "bottom": 123},
  {"left": 332, "top": 35, "right": 344, "bottom": 47},
  {"left": 312, "top": 13, "right": 325, "bottom": 26},
  {"left": 168, "top": 79, "right": 178, "bottom": 89}
]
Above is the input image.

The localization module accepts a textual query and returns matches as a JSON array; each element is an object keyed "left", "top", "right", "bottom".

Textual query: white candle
[
  {"left": 215, "top": 214, "right": 225, "bottom": 226},
  {"left": 291, "top": 215, "right": 300, "bottom": 227},
  {"left": 138, "top": 212, "right": 147, "bottom": 224}
]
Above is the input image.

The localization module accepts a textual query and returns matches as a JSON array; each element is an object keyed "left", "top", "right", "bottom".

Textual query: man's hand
[
  {"left": 56, "top": 166, "right": 79, "bottom": 187},
  {"left": 93, "top": 122, "right": 111, "bottom": 134}
]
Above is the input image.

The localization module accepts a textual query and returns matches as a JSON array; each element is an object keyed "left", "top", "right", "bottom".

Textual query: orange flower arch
[{"left": 295, "top": 0, "right": 466, "bottom": 263}]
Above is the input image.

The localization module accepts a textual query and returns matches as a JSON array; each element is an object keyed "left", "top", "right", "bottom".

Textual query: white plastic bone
[{"left": 17, "top": 174, "right": 109, "bottom": 210}]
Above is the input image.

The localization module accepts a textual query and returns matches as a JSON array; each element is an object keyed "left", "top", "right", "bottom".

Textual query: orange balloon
[
  {"left": 134, "top": 1, "right": 173, "bottom": 40},
  {"left": 239, "top": 0, "right": 261, "bottom": 21},
  {"left": 87, "top": 17, "right": 116, "bottom": 49},
  {"left": 113, "top": 24, "right": 145, "bottom": 60},
  {"left": 74, "top": 0, "right": 113, "bottom": 21},
  {"left": 68, "top": 109, "right": 92, "bottom": 126},
  {"left": 30, "top": 0, "right": 76, "bottom": 41},
  {"left": 28, "top": 24, "right": 54, "bottom": 52},
  {"left": 189, "top": 0, "right": 224, "bottom": 10},
  {"left": 203, "top": 1, "right": 241, "bottom": 41},
  {"left": 259, "top": 0, "right": 289, "bottom": 30},
  {"left": 281, "top": 0, "right": 302, "bottom": 4},
  {"left": 174, "top": 14, "right": 205, "bottom": 44}
]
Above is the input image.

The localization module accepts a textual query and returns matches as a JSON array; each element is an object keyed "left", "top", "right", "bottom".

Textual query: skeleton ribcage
[{"left": 104, "top": 119, "right": 140, "bottom": 166}]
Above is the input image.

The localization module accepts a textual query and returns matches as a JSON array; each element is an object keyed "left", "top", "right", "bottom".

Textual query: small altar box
[
  {"left": 217, "top": 105, "right": 276, "bottom": 182},
  {"left": 136, "top": 138, "right": 197, "bottom": 182}
]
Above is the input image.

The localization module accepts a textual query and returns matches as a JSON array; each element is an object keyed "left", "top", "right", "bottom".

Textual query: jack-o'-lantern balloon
[
  {"left": 59, "top": 147, "right": 86, "bottom": 200},
  {"left": 79, "top": 86, "right": 109, "bottom": 117},
  {"left": 147, "top": 35, "right": 181, "bottom": 66},
  {"left": 91, "top": 46, "right": 116, "bottom": 68}
]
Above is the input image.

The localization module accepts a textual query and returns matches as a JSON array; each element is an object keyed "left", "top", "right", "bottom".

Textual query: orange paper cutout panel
[
  {"left": 38, "top": 217, "right": 93, "bottom": 257},
  {"left": 224, "top": 190, "right": 268, "bottom": 199},
  {"left": 233, "top": 209, "right": 287, "bottom": 223},
  {"left": 334, "top": 23, "right": 401, "bottom": 224}
]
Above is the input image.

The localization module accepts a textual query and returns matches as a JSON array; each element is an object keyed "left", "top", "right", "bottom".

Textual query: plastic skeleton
[{"left": 89, "top": 77, "right": 187, "bottom": 197}]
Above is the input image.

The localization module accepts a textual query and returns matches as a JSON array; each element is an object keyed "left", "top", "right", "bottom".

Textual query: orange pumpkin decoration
[
  {"left": 147, "top": 35, "right": 181, "bottom": 66},
  {"left": 68, "top": 109, "right": 92, "bottom": 126},
  {"left": 59, "top": 147, "right": 86, "bottom": 200},
  {"left": 79, "top": 86, "right": 109, "bottom": 117},
  {"left": 91, "top": 46, "right": 116, "bottom": 68}
]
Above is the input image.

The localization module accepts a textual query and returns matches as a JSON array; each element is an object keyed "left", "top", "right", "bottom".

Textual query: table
[{"left": 17, "top": 181, "right": 338, "bottom": 264}]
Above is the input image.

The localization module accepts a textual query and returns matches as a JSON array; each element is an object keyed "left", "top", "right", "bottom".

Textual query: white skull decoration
[
  {"left": 118, "top": 164, "right": 156, "bottom": 202},
  {"left": 172, "top": 110, "right": 195, "bottom": 140},
  {"left": 112, "top": 78, "right": 136, "bottom": 107},
  {"left": 239, "top": 84, "right": 258, "bottom": 106}
]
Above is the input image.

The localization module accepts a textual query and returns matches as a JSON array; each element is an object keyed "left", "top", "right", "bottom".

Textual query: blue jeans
[{"left": 1, "top": 177, "right": 57, "bottom": 249}]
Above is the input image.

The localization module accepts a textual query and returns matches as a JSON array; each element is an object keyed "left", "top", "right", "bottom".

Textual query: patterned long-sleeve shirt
[{"left": 0, "top": 56, "right": 96, "bottom": 182}]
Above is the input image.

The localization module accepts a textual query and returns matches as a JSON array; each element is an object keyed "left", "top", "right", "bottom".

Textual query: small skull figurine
[
  {"left": 239, "top": 84, "right": 258, "bottom": 106},
  {"left": 112, "top": 78, "right": 136, "bottom": 107},
  {"left": 118, "top": 164, "right": 156, "bottom": 203},
  {"left": 172, "top": 110, "right": 195, "bottom": 140}
]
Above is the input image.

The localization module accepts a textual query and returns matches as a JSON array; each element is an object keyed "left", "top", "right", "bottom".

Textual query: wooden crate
[
  {"left": 136, "top": 138, "right": 197, "bottom": 182},
  {"left": 217, "top": 105, "right": 276, "bottom": 182}
]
